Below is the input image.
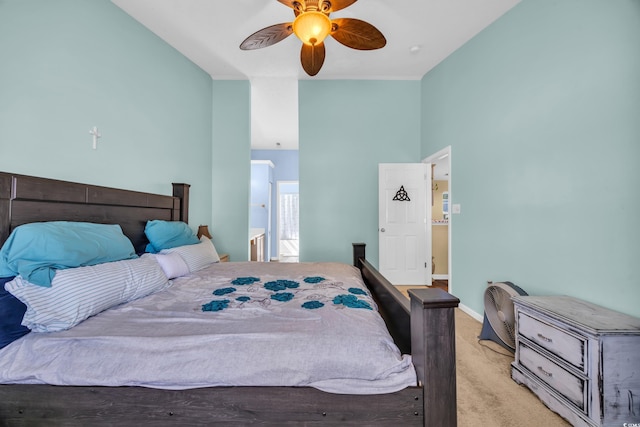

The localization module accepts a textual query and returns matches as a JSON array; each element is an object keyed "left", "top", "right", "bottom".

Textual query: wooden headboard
[{"left": 0, "top": 172, "right": 190, "bottom": 253}]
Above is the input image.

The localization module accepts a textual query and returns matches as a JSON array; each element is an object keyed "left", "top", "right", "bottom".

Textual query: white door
[{"left": 379, "top": 163, "right": 431, "bottom": 285}]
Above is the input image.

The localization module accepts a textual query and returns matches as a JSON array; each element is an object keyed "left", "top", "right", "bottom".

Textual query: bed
[{"left": 0, "top": 171, "right": 459, "bottom": 426}]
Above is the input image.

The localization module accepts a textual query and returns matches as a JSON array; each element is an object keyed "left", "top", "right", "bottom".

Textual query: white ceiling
[{"left": 111, "top": 0, "right": 519, "bottom": 150}]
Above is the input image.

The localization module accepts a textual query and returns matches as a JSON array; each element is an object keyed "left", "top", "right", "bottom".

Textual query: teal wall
[
  {"left": 0, "top": 0, "right": 213, "bottom": 229},
  {"left": 211, "top": 81, "right": 251, "bottom": 261},
  {"left": 299, "top": 80, "right": 421, "bottom": 266},
  {"left": 421, "top": 0, "right": 640, "bottom": 317}
]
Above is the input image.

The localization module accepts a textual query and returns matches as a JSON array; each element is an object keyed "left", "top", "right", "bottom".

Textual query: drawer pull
[
  {"left": 537, "top": 333, "right": 553, "bottom": 343},
  {"left": 537, "top": 366, "right": 553, "bottom": 378}
]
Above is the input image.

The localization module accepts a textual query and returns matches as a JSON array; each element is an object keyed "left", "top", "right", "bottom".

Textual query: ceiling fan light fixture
[
  {"left": 241, "top": 1, "right": 385, "bottom": 76},
  {"left": 292, "top": 11, "right": 331, "bottom": 46}
]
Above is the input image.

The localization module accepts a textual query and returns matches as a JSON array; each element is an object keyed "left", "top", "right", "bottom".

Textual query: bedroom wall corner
[{"left": 211, "top": 80, "right": 251, "bottom": 262}]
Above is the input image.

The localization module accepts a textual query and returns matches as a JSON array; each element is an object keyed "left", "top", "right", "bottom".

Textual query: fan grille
[{"left": 484, "top": 283, "right": 520, "bottom": 350}]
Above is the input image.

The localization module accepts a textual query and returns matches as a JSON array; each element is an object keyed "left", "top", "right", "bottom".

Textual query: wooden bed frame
[{"left": 0, "top": 171, "right": 459, "bottom": 426}]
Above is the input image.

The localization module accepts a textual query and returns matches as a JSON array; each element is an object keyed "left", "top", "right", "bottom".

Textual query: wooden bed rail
[{"left": 353, "top": 243, "right": 459, "bottom": 427}]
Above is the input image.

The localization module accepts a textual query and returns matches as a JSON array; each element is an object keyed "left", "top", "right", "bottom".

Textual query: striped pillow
[
  {"left": 5, "top": 255, "right": 169, "bottom": 332},
  {"left": 160, "top": 237, "right": 220, "bottom": 272}
]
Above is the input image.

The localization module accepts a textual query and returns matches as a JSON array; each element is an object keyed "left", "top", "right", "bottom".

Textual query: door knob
[{"left": 380, "top": 228, "right": 385, "bottom": 232}]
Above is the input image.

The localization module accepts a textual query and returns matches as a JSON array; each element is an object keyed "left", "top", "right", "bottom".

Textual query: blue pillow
[
  {"left": 144, "top": 220, "right": 199, "bottom": 253},
  {"left": 0, "top": 276, "right": 30, "bottom": 349},
  {"left": 0, "top": 222, "right": 137, "bottom": 287}
]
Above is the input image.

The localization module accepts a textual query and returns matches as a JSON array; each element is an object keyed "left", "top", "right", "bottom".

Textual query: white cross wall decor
[{"left": 89, "top": 126, "right": 102, "bottom": 150}]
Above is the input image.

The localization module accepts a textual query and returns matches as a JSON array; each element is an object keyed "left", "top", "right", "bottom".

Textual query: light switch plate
[{"left": 452, "top": 204, "right": 461, "bottom": 214}]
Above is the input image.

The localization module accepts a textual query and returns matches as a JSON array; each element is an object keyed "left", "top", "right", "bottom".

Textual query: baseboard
[
  {"left": 459, "top": 303, "right": 483, "bottom": 322},
  {"left": 431, "top": 274, "right": 449, "bottom": 280}
]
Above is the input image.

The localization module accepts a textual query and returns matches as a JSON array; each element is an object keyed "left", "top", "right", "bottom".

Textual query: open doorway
[
  {"left": 423, "top": 146, "right": 452, "bottom": 293},
  {"left": 251, "top": 150, "right": 299, "bottom": 262},
  {"left": 277, "top": 181, "right": 299, "bottom": 262}
]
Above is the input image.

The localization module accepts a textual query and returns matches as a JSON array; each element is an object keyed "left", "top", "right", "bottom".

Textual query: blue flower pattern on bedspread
[
  {"left": 202, "top": 299, "right": 230, "bottom": 312},
  {"left": 302, "top": 300, "right": 324, "bottom": 309},
  {"left": 231, "top": 277, "right": 260, "bottom": 285},
  {"left": 271, "top": 292, "right": 295, "bottom": 302},
  {"left": 333, "top": 294, "right": 373, "bottom": 310},
  {"left": 201, "top": 275, "right": 373, "bottom": 312},
  {"left": 264, "top": 280, "right": 299, "bottom": 291}
]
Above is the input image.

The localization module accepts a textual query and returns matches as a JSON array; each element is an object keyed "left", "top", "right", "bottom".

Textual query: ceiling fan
[{"left": 240, "top": 0, "right": 386, "bottom": 76}]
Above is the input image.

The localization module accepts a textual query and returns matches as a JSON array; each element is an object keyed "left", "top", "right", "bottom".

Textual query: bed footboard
[{"left": 353, "top": 243, "right": 459, "bottom": 427}]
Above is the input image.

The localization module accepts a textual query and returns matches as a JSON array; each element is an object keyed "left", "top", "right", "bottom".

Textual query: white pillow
[
  {"left": 160, "top": 236, "right": 220, "bottom": 272},
  {"left": 5, "top": 254, "right": 170, "bottom": 332},
  {"left": 152, "top": 252, "right": 190, "bottom": 279}
]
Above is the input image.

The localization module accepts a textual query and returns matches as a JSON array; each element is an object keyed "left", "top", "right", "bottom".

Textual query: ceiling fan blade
[
  {"left": 323, "top": 0, "right": 357, "bottom": 13},
  {"left": 278, "top": 0, "right": 305, "bottom": 12},
  {"left": 300, "top": 42, "right": 325, "bottom": 76},
  {"left": 277, "top": 0, "right": 295, "bottom": 7},
  {"left": 330, "top": 18, "right": 386, "bottom": 50},
  {"left": 240, "top": 23, "right": 293, "bottom": 50}
]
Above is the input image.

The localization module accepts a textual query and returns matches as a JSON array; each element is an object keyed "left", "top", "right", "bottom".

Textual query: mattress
[{"left": 0, "top": 261, "right": 416, "bottom": 394}]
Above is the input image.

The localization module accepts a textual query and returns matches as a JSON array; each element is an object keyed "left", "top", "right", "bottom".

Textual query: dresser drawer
[
  {"left": 518, "top": 311, "right": 586, "bottom": 372},
  {"left": 519, "top": 342, "right": 587, "bottom": 413}
]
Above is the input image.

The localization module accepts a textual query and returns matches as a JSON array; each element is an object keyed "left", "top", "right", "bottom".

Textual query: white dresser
[{"left": 511, "top": 296, "right": 640, "bottom": 427}]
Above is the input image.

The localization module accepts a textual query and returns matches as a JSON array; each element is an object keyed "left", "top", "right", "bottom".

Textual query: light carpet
[
  {"left": 398, "top": 286, "right": 570, "bottom": 426},
  {"left": 453, "top": 308, "right": 570, "bottom": 426}
]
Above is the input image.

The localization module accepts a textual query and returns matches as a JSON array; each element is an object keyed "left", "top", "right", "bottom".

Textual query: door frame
[
  {"left": 276, "top": 180, "right": 299, "bottom": 262},
  {"left": 422, "top": 146, "right": 452, "bottom": 293}
]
